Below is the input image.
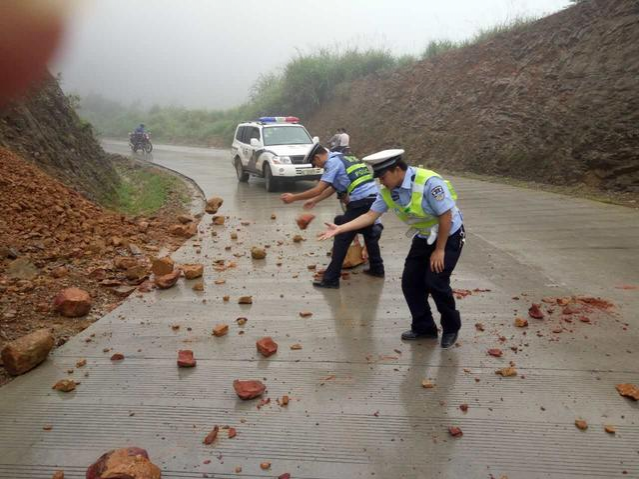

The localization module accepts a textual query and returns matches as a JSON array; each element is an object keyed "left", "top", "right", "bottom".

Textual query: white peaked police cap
[{"left": 362, "top": 149, "right": 405, "bottom": 178}]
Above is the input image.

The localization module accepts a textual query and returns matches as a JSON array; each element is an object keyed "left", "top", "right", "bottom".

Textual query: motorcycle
[{"left": 129, "top": 131, "right": 153, "bottom": 154}]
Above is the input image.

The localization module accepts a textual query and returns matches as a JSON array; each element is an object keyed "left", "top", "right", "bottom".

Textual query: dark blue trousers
[{"left": 401, "top": 227, "right": 464, "bottom": 334}]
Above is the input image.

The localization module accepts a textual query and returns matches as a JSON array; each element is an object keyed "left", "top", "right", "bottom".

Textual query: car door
[{"left": 246, "top": 127, "right": 263, "bottom": 173}]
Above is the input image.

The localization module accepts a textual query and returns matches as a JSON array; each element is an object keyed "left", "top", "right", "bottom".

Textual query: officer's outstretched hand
[
  {"left": 317, "top": 223, "right": 339, "bottom": 241},
  {"left": 280, "top": 193, "right": 295, "bottom": 204}
]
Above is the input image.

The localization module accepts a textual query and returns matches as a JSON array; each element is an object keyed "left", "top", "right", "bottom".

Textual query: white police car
[{"left": 231, "top": 116, "right": 323, "bottom": 192}]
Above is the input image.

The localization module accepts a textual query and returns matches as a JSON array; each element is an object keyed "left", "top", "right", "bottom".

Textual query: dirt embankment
[
  {"left": 0, "top": 73, "right": 119, "bottom": 202},
  {"left": 308, "top": 0, "right": 639, "bottom": 194},
  {"left": 0, "top": 148, "right": 198, "bottom": 385}
]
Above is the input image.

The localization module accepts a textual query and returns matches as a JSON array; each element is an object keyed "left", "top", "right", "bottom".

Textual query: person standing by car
[
  {"left": 280, "top": 143, "right": 385, "bottom": 288},
  {"left": 317, "top": 149, "right": 464, "bottom": 348},
  {"left": 328, "top": 128, "right": 342, "bottom": 151},
  {"left": 338, "top": 128, "right": 350, "bottom": 152}
]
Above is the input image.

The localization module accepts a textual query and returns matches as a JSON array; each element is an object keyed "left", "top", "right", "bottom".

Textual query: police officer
[
  {"left": 281, "top": 143, "right": 385, "bottom": 288},
  {"left": 318, "top": 149, "right": 464, "bottom": 348}
]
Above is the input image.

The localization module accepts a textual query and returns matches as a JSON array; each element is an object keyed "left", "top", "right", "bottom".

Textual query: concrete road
[{"left": 0, "top": 140, "right": 637, "bottom": 478}]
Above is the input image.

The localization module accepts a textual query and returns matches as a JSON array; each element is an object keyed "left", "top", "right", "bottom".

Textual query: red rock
[
  {"left": 212, "top": 324, "right": 229, "bottom": 337},
  {"left": 53, "top": 287, "right": 92, "bottom": 317},
  {"left": 495, "top": 367, "right": 517, "bottom": 377},
  {"left": 177, "top": 214, "right": 195, "bottom": 224},
  {"left": 110, "top": 353, "right": 124, "bottom": 361},
  {"left": 205, "top": 196, "right": 224, "bottom": 214},
  {"left": 280, "top": 395, "right": 290, "bottom": 406},
  {"left": 151, "top": 256, "right": 174, "bottom": 276},
  {"left": 459, "top": 404, "right": 469, "bottom": 412},
  {"left": 203, "top": 425, "right": 219, "bottom": 445},
  {"left": 113, "top": 256, "right": 139, "bottom": 270},
  {"left": 177, "top": 350, "right": 196, "bottom": 367},
  {"left": 292, "top": 234, "right": 304, "bottom": 243},
  {"left": 52, "top": 379, "right": 76, "bottom": 392},
  {"left": 228, "top": 427, "right": 237, "bottom": 438},
  {"left": 279, "top": 474, "right": 291, "bottom": 479},
  {"left": 192, "top": 281, "right": 204, "bottom": 291},
  {"left": 299, "top": 311, "right": 313, "bottom": 318},
  {"left": 514, "top": 318, "right": 528, "bottom": 327},
  {"left": 296, "top": 213, "right": 315, "bottom": 230},
  {"left": 260, "top": 462, "right": 271, "bottom": 470},
  {"left": 575, "top": 419, "right": 588, "bottom": 430},
  {"left": 52, "top": 471, "right": 64, "bottom": 479},
  {"left": 51, "top": 266, "right": 68, "bottom": 278},
  {"left": 169, "top": 223, "right": 197, "bottom": 238},
  {"left": 138, "top": 221, "right": 149, "bottom": 232},
  {"left": 212, "top": 215, "right": 225, "bottom": 225},
  {"left": 487, "top": 348, "right": 503, "bottom": 357},
  {"left": 528, "top": 303, "right": 544, "bottom": 319},
  {"left": 448, "top": 426, "right": 463, "bottom": 437},
  {"left": 181, "top": 263, "right": 204, "bottom": 279},
  {"left": 233, "top": 379, "right": 266, "bottom": 400},
  {"left": 616, "top": 383, "right": 639, "bottom": 401},
  {"left": 154, "top": 269, "right": 181, "bottom": 289},
  {"left": 85, "top": 447, "right": 161, "bottom": 479},
  {"left": 1, "top": 329, "right": 54, "bottom": 376},
  {"left": 125, "top": 265, "right": 149, "bottom": 282},
  {"left": 256, "top": 337, "right": 278, "bottom": 357}
]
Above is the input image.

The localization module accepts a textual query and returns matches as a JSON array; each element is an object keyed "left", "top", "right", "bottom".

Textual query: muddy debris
[
  {"left": 1, "top": 329, "right": 54, "bottom": 376},
  {"left": 290, "top": 343, "right": 303, "bottom": 350},
  {"left": 421, "top": 379, "right": 435, "bottom": 389},
  {"left": 85, "top": 447, "right": 161, "bottom": 479},
  {"left": 514, "top": 318, "right": 529, "bottom": 328},
  {"left": 53, "top": 287, "right": 92, "bottom": 317},
  {"left": 233, "top": 379, "right": 266, "bottom": 400},
  {"left": 238, "top": 296, "right": 253, "bottom": 304},
  {"left": 169, "top": 223, "right": 197, "bottom": 238},
  {"left": 52, "top": 471, "right": 64, "bottom": 479},
  {"left": 110, "top": 353, "right": 125, "bottom": 361},
  {"left": 260, "top": 462, "right": 272, "bottom": 470},
  {"left": 487, "top": 348, "right": 503, "bottom": 358},
  {"left": 299, "top": 311, "right": 313, "bottom": 318},
  {"left": 292, "top": 234, "right": 305, "bottom": 243},
  {"left": 251, "top": 247, "right": 267, "bottom": 259},
  {"left": 236, "top": 317, "right": 248, "bottom": 325},
  {"left": 212, "top": 215, "right": 225, "bottom": 225},
  {"left": 604, "top": 425, "right": 616, "bottom": 434},
  {"left": 192, "top": 281, "right": 204, "bottom": 291},
  {"left": 448, "top": 426, "right": 463, "bottom": 437}
]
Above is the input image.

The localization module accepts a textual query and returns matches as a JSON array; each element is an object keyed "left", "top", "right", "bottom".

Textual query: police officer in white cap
[{"left": 318, "top": 149, "right": 464, "bottom": 348}]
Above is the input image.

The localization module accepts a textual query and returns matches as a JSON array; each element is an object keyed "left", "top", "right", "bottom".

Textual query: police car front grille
[{"left": 290, "top": 155, "right": 307, "bottom": 164}]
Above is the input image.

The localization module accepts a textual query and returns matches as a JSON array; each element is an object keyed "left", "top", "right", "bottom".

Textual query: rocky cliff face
[
  {"left": 0, "top": 73, "right": 119, "bottom": 201},
  {"left": 308, "top": 0, "right": 639, "bottom": 193}
]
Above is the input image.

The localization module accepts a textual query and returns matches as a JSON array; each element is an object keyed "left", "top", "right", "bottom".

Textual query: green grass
[{"left": 107, "top": 166, "right": 187, "bottom": 216}]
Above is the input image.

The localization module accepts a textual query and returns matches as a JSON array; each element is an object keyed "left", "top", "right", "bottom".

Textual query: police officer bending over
[
  {"left": 319, "top": 149, "right": 464, "bottom": 348},
  {"left": 281, "top": 144, "right": 385, "bottom": 289}
]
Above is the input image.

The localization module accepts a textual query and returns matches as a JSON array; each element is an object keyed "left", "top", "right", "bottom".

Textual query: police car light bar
[{"left": 258, "top": 116, "right": 300, "bottom": 123}]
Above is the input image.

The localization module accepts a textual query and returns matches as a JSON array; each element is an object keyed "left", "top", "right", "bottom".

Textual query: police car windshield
[{"left": 263, "top": 126, "right": 311, "bottom": 146}]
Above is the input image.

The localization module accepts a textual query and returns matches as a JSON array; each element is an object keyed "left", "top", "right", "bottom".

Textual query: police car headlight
[{"left": 272, "top": 156, "right": 291, "bottom": 164}]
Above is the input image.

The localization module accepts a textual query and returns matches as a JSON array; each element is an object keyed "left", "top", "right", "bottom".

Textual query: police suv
[{"left": 231, "top": 116, "right": 322, "bottom": 192}]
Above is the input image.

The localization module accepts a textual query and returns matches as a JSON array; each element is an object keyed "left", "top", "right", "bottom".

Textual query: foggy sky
[{"left": 55, "top": 0, "right": 572, "bottom": 109}]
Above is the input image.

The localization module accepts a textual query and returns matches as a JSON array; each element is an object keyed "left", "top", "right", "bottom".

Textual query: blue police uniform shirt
[
  {"left": 370, "top": 166, "right": 462, "bottom": 236},
  {"left": 320, "top": 152, "right": 379, "bottom": 201}
]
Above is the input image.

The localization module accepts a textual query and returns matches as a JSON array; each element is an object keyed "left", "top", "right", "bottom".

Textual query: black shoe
[
  {"left": 441, "top": 332, "right": 459, "bottom": 349},
  {"left": 363, "top": 269, "right": 385, "bottom": 278},
  {"left": 313, "top": 279, "right": 339, "bottom": 289},
  {"left": 401, "top": 330, "right": 438, "bottom": 341}
]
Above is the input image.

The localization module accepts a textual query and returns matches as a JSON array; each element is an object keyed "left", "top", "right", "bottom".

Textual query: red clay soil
[{"left": 0, "top": 148, "right": 193, "bottom": 385}]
